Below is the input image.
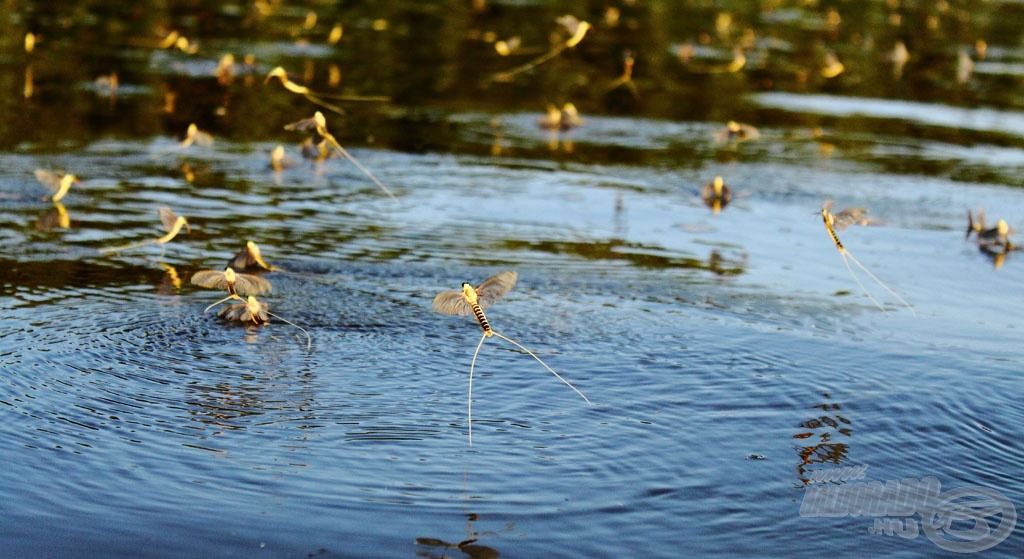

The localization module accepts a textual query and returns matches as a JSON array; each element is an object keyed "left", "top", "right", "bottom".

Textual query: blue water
[
  {"left": 2, "top": 1, "right": 1023, "bottom": 557},
  {"left": 2, "top": 122, "right": 1022, "bottom": 557}
]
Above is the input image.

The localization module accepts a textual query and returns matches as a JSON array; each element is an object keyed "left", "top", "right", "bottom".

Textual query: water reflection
[
  {"left": 794, "top": 392, "right": 853, "bottom": 486},
  {"left": 416, "top": 513, "right": 504, "bottom": 559}
]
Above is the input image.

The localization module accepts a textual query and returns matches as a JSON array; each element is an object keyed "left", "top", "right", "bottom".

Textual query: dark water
[{"left": 1, "top": 1, "right": 1022, "bottom": 558}]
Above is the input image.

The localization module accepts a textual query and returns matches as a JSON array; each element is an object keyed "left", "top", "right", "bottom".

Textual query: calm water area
[{"left": 1, "top": 1, "right": 1022, "bottom": 557}]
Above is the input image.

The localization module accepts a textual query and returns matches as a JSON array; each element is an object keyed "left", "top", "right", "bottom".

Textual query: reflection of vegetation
[
  {"left": 794, "top": 392, "right": 853, "bottom": 486},
  {"left": 2, "top": 0, "right": 1022, "bottom": 153},
  {"left": 504, "top": 238, "right": 744, "bottom": 275}
]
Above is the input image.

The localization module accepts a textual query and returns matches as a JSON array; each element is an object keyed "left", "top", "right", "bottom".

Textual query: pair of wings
[
  {"left": 822, "top": 200, "right": 873, "bottom": 231},
  {"left": 34, "top": 169, "right": 72, "bottom": 193},
  {"left": 157, "top": 206, "right": 189, "bottom": 233},
  {"left": 227, "top": 241, "right": 282, "bottom": 272},
  {"left": 191, "top": 269, "right": 273, "bottom": 296},
  {"left": 432, "top": 271, "right": 517, "bottom": 316},
  {"left": 218, "top": 299, "right": 269, "bottom": 323}
]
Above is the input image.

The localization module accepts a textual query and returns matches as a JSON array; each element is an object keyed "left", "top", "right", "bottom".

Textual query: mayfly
[
  {"left": 603, "top": 50, "right": 640, "bottom": 100},
  {"left": 821, "top": 200, "right": 914, "bottom": 315},
  {"left": 216, "top": 295, "right": 312, "bottom": 350},
  {"left": 191, "top": 266, "right": 273, "bottom": 313},
  {"left": 977, "top": 219, "right": 1014, "bottom": 250},
  {"left": 269, "top": 145, "right": 293, "bottom": 172},
  {"left": 713, "top": 120, "right": 760, "bottom": 144},
  {"left": 284, "top": 111, "right": 397, "bottom": 201},
  {"left": 99, "top": 206, "right": 191, "bottom": 254},
  {"left": 537, "top": 102, "right": 583, "bottom": 131},
  {"left": 491, "top": 15, "right": 591, "bottom": 82},
  {"left": 432, "top": 271, "right": 590, "bottom": 444},
  {"left": 227, "top": 241, "right": 284, "bottom": 273},
  {"left": 701, "top": 176, "right": 732, "bottom": 214},
  {"left": 179, "top": 123, "right": 213, "bottom": 149},
  {"left": 34, "top": 169, "right": 80, "bottom": 203},
  {"left": 264, "top": 66, "right": 389, "bottom": 116}
]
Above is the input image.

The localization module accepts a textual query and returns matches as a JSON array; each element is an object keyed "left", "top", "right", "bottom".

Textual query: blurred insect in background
[
  {"left": 714, "top": 120, "right": 760, "bottom": 144},
  {"left": 491, "top": 15, "right": 591, "bottom": 82},
  {"left": 34, "top": 169, "right": 79, "bottom": 203},
  {"left": 821, "top": 200, "right": 914, "bottom": 315},
  {"left": 284, "top": 111, "right": 397, "bottom": 201},
  {"left": 537, "top": 102, "right": 583, "bottom": 131},
  {"left": 99, "top": 206, "right": 191, "bottom": 255},
  {"left": 965, "top": 207, "right": 986, "bottom": 240},
  {"left": 433, "top": 271, "right": 590, "bottom": 444},
  {"left": 178, "top": 123, "right": 213, "bottom": 148},
  {"left": 701, "top": 176, "right": 732, "bottom": 214},
  {"left": 269, "top": 145, "right": 293, "bottom": 172},
  {"left": 264, "top": 66, "right": 389, "bottom": 116}
]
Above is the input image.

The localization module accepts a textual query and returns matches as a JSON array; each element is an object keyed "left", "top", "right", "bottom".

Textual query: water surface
[{"left": 1, "top": 1, "right": 1022, "bottom": 558}]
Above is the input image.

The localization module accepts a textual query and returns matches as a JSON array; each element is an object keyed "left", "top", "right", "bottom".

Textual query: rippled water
[{"left": 2, "top": 2, "right": 1023, "bottom": 558}]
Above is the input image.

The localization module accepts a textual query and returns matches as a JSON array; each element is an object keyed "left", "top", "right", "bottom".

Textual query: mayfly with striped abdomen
[
  {"left": 821, "top": 200, "right": 914, "bottom": 315},
  {"left": 433, "top": 271, "right": 590, "bottom": 444}
]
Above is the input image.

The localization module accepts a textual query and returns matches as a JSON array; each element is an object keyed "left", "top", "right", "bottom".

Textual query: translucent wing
[
  {"left": 190, "top": 270, "right": 272, "bottom": 295},
  {"left": 832, "top": 207, "right": 871, "bottom": 231},
  {"left": 191, "top": 269, "right": 227, "bottom": 289},
  {"left": 233, "top": 274, "right": 273, "bottom": 296},
  {"left": 284, "top": 115, "right": 320, "bottom": 134},
  {"left": 158, "top": 207, "right": 179, "bottom": 232},
  {"left": 34, "top": 169, "right": 62, "bottom": 192},
  {"left": 475, "top": 271, "right": 517, "bottom": 308},
  {"left": 226, "top": 241, "right": 281, "bottom": 272},
  {"left": 432, "top": 290, "right": 472, "bottom": 316},
  {"left": 821, "top": 199, "right": 835, "bottom": 213},
  {"left": 218, "top": 300, "right": 268, "bottom": 323}
]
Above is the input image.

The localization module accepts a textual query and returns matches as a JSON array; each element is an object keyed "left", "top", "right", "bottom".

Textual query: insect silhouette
[
  {"left": 701, "top": 176, "right": 732, "bottom": 214},
  {"left": 216, "top": 295, "right": 312, "bottom": 350},
  {"left": 191, "top": 266, "right": 273, "bottom": 313},
  {"left": 99, "top": 207, "right": 191, "bottom": 254},
  {"left": 34, "top": 169, "right": 79, "bottom": 203},
  {"left": 821, "top": 200, "right": 914, "bottom": 315},
  {"left": 432, "top": 271, "right": 590, "bottom": 444},
  {"left": 284, "top": 111, "right": 397, "bottom": 201}
]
